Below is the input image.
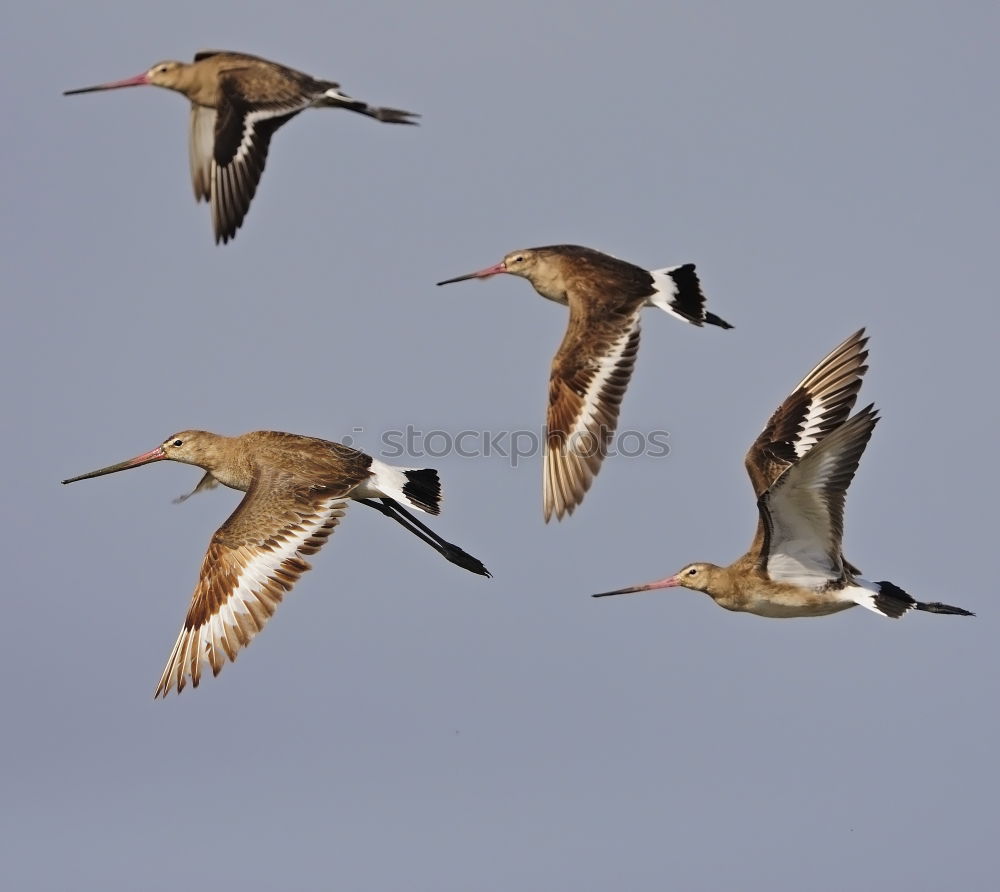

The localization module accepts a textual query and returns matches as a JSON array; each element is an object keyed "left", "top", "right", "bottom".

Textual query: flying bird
[
  {"left": 437, "top": 244, "right": 732, "bottom": 521},
  {"left": 63, "top": 430, "right": 489, "bottom": 696},
  {"left": 594, "top": 329, "right": 974, "bottom": 620},
  {"left": 64, "top": 51, "right": 418, "bottom": 243}
]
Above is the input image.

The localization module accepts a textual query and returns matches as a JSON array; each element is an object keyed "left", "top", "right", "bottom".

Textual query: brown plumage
[
  {"left": 594, "top": 330, "right": 974, "bottom": 620},
  {"left": 437, "top": 244, "right": 732, "bottom": 522},
  {"left": 62, "top": 430, "right": 489, "bottom": 697},
  {"left": 64, "top": 50, "right": 418, "bottom": 243}
]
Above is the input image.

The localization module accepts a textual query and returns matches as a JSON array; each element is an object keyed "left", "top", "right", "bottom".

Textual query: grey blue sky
[{"left": 2, "top": 1, "right": 997, "bottom": 889}]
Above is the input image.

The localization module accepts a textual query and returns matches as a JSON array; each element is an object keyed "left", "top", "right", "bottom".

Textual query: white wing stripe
[
  {"left": 795, "top": 396, "right": 828, "bottom": 457},
  {"left": 156, "top": 497, "right": 347, "bottom": 696},
  {"left": 230, "top": 105, "right": 303, "bottom": 166},
  {"left": 566, "top": 319, "right": 639, "bottom": 446}
]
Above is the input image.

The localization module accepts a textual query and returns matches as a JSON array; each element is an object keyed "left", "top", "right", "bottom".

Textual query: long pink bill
[
  {"left": 592, "top": 575, "right": 679, "bottom": 598},
  {"left": 62, "top": 446, "right": 166, "bottom": 484},
  {"left": 63, "top": 72, "right": 150, "bottom": 96},
  {"left": 436, "top": 261, "right": 507, "bottom": 286}
]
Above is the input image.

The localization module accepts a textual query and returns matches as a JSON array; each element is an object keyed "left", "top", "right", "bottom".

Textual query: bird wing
[
  {"left": 154, "top": 468, "right": 351, "bottom": 697},
  {"left": 744, "top": 329, "right": 869, "bottom": 573},
  {"left": 544, "top": 288, "right": 643, "bottom": 522},
  {"left": 205, "top": 71, "right": 315, "bottom": 243},
  {"left": 753, "top": 405, "right": 878, "bottom": 588},
  {"left": 188, "top": 105, "right": 215, "bottom": 202},
  {"left": 744, "top": 329, "right": 868, "bottom": 495}
]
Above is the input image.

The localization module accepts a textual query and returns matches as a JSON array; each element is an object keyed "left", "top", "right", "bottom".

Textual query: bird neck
[
  {"left": 698, "top": 564, "right": 747, "bottom": 603},
  {"left": 209, "top": 435, "right": 257, "bottom": 491},
  {"left": 525, "top": 269, "right": 568, "bottom": 304}
]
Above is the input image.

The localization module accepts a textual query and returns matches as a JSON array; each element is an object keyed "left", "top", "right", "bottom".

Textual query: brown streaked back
[{"left": 237, "top": 431, "right": 374, "bottom": 492}]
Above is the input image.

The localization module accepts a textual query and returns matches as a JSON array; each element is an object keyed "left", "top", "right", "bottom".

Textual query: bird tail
[
  {"left": 401, "top": 468, "right": 442, "bottom": 515},
  {"left": 647, "top": 264, "right": 733, "bottom": 329},
  {"left": 365, "top": 460, "right": 441, "bottom": 515},
  {"left": 872, "top": 580, "right": 974, "bottom": 618},
  {"left": 318, "top": 87, "right": 419, "bottom": 124}
]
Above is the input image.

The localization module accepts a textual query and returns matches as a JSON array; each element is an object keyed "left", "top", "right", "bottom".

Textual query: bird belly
[{"left": 734, "top": 592, "right": 855, "bottom": 619}]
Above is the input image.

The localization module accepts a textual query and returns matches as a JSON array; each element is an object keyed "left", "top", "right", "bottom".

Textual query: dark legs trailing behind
[{"left": 356, "top": 498, "right": 491, "bottom": 577}]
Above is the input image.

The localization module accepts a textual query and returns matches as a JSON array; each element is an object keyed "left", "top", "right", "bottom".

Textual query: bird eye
[
  {"left": 687, "top": 568, "right": 697, "bottom": 576},
  {"left": 512, "top": 255, "right": 524, "bottom": 263},
  {"left": 172, "top": 439, "right": 183, "bottom": 447}
]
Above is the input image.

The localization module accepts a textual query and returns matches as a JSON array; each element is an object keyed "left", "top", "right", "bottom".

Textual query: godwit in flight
[
  {"left": 437, "top": 244, "right": 732, "bottom": 522},
  {"left": 63, "top": 430, "right": 489, "bottom": 696},
  {"left": 594, "top": 330, "right": 974, "bottom": 619},
  {"left": 64, "top": 51, "right": 418, "bottom": 243}
]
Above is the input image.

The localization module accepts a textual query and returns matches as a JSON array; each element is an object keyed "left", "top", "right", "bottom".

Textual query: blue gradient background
[{"left": 2, "top": 2, "right": 996, "bottom": 889}]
